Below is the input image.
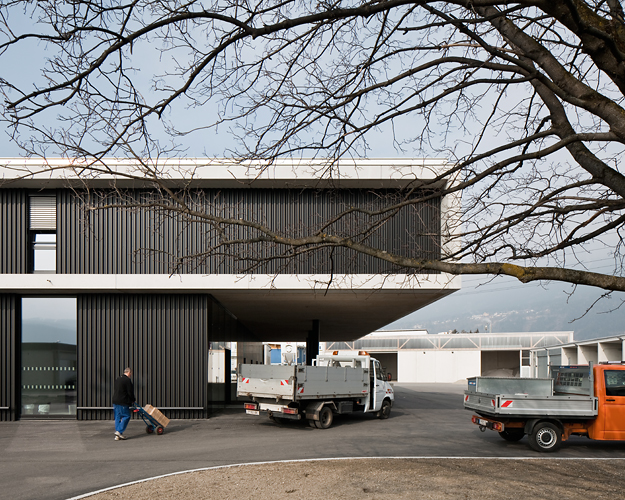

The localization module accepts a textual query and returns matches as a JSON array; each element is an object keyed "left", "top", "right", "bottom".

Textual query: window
[
  {"left": 21, "top": 297, "right": 77, "bottom": 417},
  {"left": 32, "top": 233, "right": 56, "bottom": 272},
  {"left": 605, "top": 370, "right": 625, "bottom": 397},
  {"left": 375, "top": 360, "right": 385, "bottom": 381},
  {"left": 29, "top": 195, "right": 57, "bottom": 273}
]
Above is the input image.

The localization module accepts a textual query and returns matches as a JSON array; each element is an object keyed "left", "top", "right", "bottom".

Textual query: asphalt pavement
[{"left": 3, "top": 383, "right": 625, "bottom": 500}]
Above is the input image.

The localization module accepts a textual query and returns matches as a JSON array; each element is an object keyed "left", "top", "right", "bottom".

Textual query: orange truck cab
[
  {"left": 464, "top": 363, "right": 625, "bottom": 452},
  {"left": 587, "top": 365, "right": 625, "bottom": 440}
]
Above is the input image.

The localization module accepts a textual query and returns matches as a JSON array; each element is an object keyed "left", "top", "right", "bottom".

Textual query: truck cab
[
  {"left": 588, "top": 365, "right": 625, "bottom": 440},
  {"left": 315, "top": 352, "right": 393, "bottom": 415}
]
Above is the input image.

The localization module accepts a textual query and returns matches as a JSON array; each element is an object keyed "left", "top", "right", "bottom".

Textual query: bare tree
[{"left": 1, "top": 1, "right": 625, "bottom": 291}]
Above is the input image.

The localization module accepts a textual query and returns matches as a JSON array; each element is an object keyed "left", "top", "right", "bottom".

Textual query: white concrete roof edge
[
  {"left": 366, "top": 330, "right": 574, "bottom": 338},
  {"left": 0, "top": 157, "right": 450, "bottom": 182},
  {"left": 0, "top": 273, "right": 462, "bottom": 292}
]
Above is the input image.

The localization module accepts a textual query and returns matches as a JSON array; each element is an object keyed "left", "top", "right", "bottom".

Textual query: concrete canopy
[
  {"left": 0, "top": 272, "right": 461, "bottom": 342},
  {"left": 211, "top": 279, "right": 460, "bottom": 342}
]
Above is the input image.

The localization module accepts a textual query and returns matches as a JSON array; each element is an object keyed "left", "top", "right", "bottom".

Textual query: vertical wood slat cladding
[
  {"left": 77, "top": 294, "right": 208, "bottom": 420},
  {"left": 0, "top": 295, "right": 17, "bottom": 421},
  {"left": 58, "top": 189, "right": 441, "bottom": 275},
  {"left": 0, "top": 190, "right": 27, "bottom": 274}
]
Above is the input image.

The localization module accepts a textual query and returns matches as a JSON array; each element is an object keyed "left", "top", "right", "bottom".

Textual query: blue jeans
[{"left": 113, "top": 404, "right": 131, "bottom": 434}]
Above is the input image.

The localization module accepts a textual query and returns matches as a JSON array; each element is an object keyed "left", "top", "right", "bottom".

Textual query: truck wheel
[
  {"left": 316, "top": 406, "right": 333, "bottom": 429},
  {"left": 378, "top": 400, "right": 391, "bottom": 419},
  {"left": 528, "top": 422, "right": 562, "bottom": 452},
  {"left": 499, "top": 429, "right": 524, "bottom": 442}
]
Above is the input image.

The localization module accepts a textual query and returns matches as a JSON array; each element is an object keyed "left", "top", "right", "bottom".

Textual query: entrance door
[{"left": 21, "top": 298, "right": 77, "bottom": 418}]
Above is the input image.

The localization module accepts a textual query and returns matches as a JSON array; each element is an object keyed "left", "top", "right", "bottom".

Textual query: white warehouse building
[{"left": 324, "top": 330, "right": 573, "bottom": 383}]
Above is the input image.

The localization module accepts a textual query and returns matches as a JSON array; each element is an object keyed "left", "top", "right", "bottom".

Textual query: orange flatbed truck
[{"left": 464, "top": 363, "right": 625, "bottom": 452}]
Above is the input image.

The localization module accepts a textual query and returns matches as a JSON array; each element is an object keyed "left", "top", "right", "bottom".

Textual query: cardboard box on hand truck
[{"left": 143, "top": 404, "right": 170, "bottom": 427}]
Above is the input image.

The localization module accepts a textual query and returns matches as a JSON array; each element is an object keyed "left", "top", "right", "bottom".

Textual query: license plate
[
  {"left": 478, "top": 418, "right": 489, "bottom": 426},
  {"left": 246, "top": 409, "right": 260, "bottom": 416}
]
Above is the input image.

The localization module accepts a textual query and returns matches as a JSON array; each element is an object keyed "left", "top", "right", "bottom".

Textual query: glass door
[{"left": 21, "top": 297, "right": 77, "bottom": 418}]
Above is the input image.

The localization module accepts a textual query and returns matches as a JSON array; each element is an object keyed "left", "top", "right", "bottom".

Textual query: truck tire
[
  {"left": 499, "top": 429, "right": 524, "bottom": 442},
  {"left": 378, "top": 399, "right": 392, "bottom": 419},
  {"left": 528, "top": 422, "right": 562, "bottom": 452},
  {"left": 316, "top": 406, "right": 333, "bottom": 429}
]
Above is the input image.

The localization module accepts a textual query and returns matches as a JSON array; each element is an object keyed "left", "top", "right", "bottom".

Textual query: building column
[{"left": 306, "top": 320, "right": 320, "bottom": 365}]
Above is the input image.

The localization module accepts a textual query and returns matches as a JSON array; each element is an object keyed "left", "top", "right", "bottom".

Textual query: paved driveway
[{"left": 2, "top": 383, "right": 625, "bottom": 500}]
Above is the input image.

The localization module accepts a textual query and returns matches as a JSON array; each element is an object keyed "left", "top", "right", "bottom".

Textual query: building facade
[
  {"left": 0, "top": 158, "right": 460, "bottom": 420},
  {"left": 531, "top": 335, "right": 625, "bottom": 378},
  {"left": 325, "top": 330, "right": 574, "bottom": 383}
]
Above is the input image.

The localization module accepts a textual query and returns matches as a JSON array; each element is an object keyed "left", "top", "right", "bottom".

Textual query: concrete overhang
[{"left": 1, "top": 273, "right": 461, "bottom": 341}]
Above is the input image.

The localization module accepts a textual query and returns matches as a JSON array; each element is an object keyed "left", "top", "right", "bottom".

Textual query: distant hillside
[
  {"left": 384, "top": 277, "right": 625, "bottom": 341},
  {"left": 22, "top": 319, "right": 76, "bottom": 344}
]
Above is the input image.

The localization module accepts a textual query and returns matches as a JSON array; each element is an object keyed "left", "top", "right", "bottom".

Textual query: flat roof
[
  {"left": 531, "top": 335, "right": 625, "bottom": 351},
  {"left": 328, "top": 330, "right": 574, "bottom": 349}
]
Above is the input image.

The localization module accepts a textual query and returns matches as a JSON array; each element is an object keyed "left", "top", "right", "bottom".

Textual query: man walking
[{"left": 113, "top": 367, "right": 136, "bottom": 440}]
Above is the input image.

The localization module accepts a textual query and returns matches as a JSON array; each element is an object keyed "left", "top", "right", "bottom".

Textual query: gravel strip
[{"left": 83, "top": 458, "right": 625, "bottom": 500}]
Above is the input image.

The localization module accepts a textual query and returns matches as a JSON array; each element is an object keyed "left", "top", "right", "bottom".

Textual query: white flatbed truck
[{"left": 237, "top": 352, "right": 394, "bottom": 428}]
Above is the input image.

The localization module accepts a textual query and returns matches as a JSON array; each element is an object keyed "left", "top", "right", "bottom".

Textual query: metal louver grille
[
  {"left": 59, "top": 189, "right": 441, "bottom": 274},
  {"left": 29, "top": 195, "right": 56, "bottom": 230}
]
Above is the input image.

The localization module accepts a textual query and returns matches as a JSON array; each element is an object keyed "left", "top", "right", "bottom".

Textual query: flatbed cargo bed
[
  {"left": 237, "top": 362, "right": 369, "bottom": 401},
  {"left": 464, "top": 367, "right": 598, "bottom": 419},
  {"left": 464, "top": 391, "right": 598, "bottom": 418}
]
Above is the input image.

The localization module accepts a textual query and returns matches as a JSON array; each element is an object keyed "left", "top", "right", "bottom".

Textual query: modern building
[
  {"left": 0, "top": 157, "right": 460, "bottom": 420},
  {"left": 531, "top": 335, "right": 625, "bottom": 377},
  {"left": 325, "top": 329, "right": 574, "bottom": 383}
]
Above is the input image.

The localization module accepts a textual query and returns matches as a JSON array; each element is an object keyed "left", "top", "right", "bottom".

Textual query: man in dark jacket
[{"left": 112, "top": 367, "right": 136, "bottom": 440}]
